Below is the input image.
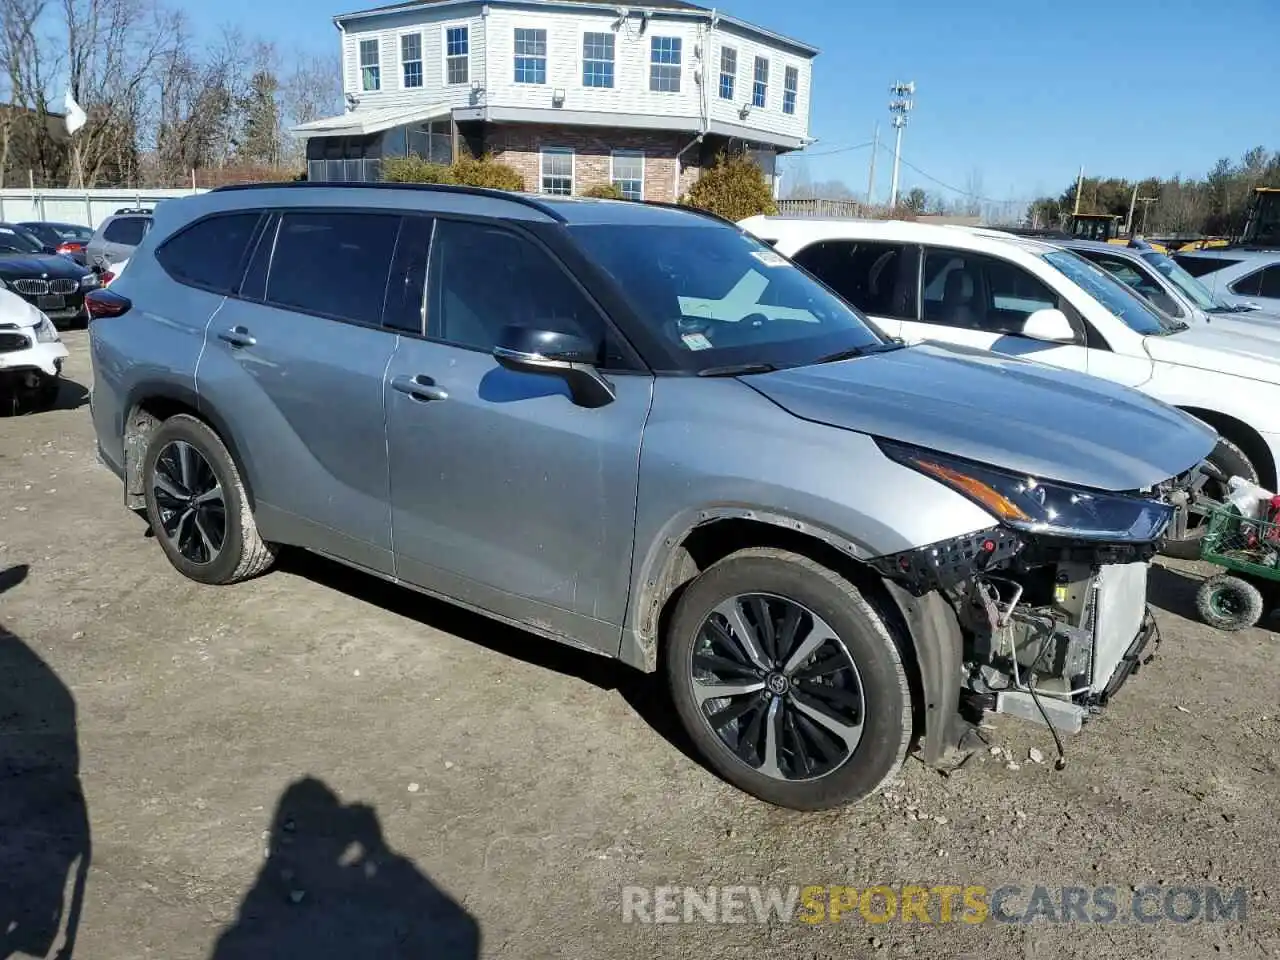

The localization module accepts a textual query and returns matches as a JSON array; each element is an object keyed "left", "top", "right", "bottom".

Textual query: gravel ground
[{"left": 2, "top": 330, "right": 1278, "bottom": 959}]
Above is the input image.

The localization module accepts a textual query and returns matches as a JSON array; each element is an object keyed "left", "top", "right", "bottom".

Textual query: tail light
[
  {"left": 85, "top": 288, "right": 131, "bottom": 320},
  {"left": 56, "top": 241, "right": 84, "bottom": 255}
]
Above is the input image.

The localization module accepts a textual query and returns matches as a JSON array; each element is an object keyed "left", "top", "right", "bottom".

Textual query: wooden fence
[{"left": 776, "top": 198, "right": 864, "bottom": 218}]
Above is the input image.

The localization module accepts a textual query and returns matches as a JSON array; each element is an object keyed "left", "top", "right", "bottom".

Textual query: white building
[{"left": 294, "top": 0, "right": 818, "bottom": 201}]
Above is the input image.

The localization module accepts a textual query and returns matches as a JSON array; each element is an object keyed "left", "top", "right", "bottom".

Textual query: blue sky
[{"left": 188, "top": 0, "right": 1278, "bottom": 203}]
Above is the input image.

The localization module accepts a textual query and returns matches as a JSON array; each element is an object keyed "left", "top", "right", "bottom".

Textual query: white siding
[
  {"left": 342, "top": 6, "right": 488, "bottom": 111},
  {"left": 484, "top": 8, "right": 702, "bottom": 120},
  {"left": 707, "top": 25, "right": 811, "bottom": 142}
]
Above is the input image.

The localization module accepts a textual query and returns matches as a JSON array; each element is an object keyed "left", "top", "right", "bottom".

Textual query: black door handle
[
  {"left": 391, "top": 374, "right": 448, "bottom": 402},
  {"left": 218, "top": 326, "right": 256, "bottom": 348}
]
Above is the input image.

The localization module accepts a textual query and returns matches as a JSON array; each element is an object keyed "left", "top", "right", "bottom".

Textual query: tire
[
  {"left": 1163, "top": 436, "right": 1258, "bottom": 561},
  {"left": 664, "top": 548, "right": 912, "bottom": 810},
  {"left": 1195, "top": 575, "right": 1264, "bottom": 631},
  {"left": 141, "top": 413, "right": 277, "bottom": 585}
]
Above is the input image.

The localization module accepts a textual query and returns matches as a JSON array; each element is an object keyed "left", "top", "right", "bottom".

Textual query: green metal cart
[{"left": 1195, "top": 504, "right": 1280, "bottom": 631}]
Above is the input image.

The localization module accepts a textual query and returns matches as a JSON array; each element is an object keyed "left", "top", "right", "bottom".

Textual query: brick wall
[{"left": 481, "top": 123, "right": 703, "bottom": 202}]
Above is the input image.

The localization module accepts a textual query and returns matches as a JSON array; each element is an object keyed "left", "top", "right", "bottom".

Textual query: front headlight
[
  {"left": 80, "top": 272, "right": 100, "bottom": 289},
  {"left": 879, "top": 440, "right": 1175, "bottom": 542},
  {"left": 35, "top": 315, "right": 60, "bottom": 343}
]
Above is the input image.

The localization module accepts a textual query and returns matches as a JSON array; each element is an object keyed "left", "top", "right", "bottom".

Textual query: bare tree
[
  {"left": 0, "top": 0, "right": 54, "bottom": 186},
  {"left": 280, "top": 51, "right": 342, "bottom": 167}
]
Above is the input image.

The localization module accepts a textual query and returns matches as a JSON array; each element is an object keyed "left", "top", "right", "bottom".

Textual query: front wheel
[
  {"left": 1164, "top": 437, "right": 1258, "bottom": 561},
  {"left": 665, "top": 548, "right": 912, "bottom": 810}
]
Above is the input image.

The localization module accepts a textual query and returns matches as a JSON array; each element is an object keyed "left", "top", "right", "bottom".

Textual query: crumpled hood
[
  {"left": 746, "top": 342, "right": 1216, "bottom": 492},
  {"left": 1144, "top": 326, "right": 1280, "bottom": 384}
]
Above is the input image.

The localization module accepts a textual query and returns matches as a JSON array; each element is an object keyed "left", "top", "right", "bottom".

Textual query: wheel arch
[
  {"left": 1178, "top": 406, "right": 1276, "bottom": 490},
  {"left": 623, "top": 512, "right": 965, "bottom": 765},
  {"left": 122, "top": 382, "right": 254, "bottom": 511}
]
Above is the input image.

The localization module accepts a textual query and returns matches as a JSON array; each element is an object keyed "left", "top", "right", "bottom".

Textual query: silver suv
[
  {"left": 85, "top": 208, "right": 153, "bottom": 269},
  {"left": 85, "top": 184, "right": 1215, "bottom": 809}
]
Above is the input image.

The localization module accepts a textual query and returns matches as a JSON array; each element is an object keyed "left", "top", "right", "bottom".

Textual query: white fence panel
[{"left": 0, "top": 188, "right": 208, "bottom": 229}]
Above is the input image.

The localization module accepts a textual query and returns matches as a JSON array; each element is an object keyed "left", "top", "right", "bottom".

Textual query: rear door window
[
  {"left": 790, "top": 240, "right": 919, "bottom": 320},
  {"left": 264, "top": 211, "right": 401, "bottom": 327},
  {"left": 1229, "top": 265, "right": 1280, "bottom": 298},
  {"left": 1260, "top": 266, "right": 1280, "bottom": 299},
  {"left": 103, "top": 216, "right": 148, "bottom": 245},
  {"left": 156, "top": 213, "right": 262, "bottom": 293}
]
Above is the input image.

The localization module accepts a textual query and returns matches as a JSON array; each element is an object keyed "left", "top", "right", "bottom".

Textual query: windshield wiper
[
  {"left": 696, "top": 362, "right": 778, "bottom": 378},
  {"left": 813, "top": 340, "right": 905, "bottom": 365}
]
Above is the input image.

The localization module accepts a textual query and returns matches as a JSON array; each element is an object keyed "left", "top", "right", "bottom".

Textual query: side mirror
[
  {"left": 1021, "top": 308, "right": 1076, "bottom": 344},
  {"left": 492, "top": 325, "right": 616, "bottom": 408}
]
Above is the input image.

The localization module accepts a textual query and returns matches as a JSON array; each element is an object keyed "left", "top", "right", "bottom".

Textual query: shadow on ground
[
  {"left": 0, "top": 377, "right": 90, "bottom": 417},
  {"left": 279, "top": 550, "right": 703, "bottom": 769},
  {"left": 0, "top": 563, "right": 91, "bottom": 960},
  {"left": 210, "top": 776, "right": 480, "bottom": 959}
]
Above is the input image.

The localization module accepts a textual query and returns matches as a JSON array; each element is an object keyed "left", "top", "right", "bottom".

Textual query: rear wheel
[
  {"left": 665, "top": 548, "right": 912, "bottom": 810},
  {"left": 142, "top": 414, "right": 277, "bottom": 585},
  {"left": 1195, "top": 575, "right": 1264, "bottom": 631},
  {"left": 1164, "top": 437, "right": 1258, "bottom": 560}
]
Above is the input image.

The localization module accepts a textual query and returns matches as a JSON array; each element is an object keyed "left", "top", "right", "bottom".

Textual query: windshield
[
  {"left": 1140, "top": 251, "right": 1222, "bottom": 311},
  {"left": 569, "top": 223, "right": 888, "bottom": 372},
  {"left": 0, "top": 225, "right": 44, "bottom": 255},
  {"left": 1042, "top": 249, "right": 1182, "bottom": 336}
]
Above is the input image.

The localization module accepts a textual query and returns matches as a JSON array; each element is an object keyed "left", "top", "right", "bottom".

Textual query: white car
[
  {"left": 740, "top": 215, "right": 1280, "bottom": 558},
  {"left": 0, "top": 287, "right": 69, "bottom": 412}
]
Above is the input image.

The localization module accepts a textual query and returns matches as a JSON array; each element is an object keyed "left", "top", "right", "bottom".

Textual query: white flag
[{"left": 63, "top": 90, "right": 87, "bottom": 135}]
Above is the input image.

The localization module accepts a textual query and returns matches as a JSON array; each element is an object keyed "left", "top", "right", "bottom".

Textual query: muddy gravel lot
[{"left": 2, "top": 330, "right": 1279, "bottom": 959}]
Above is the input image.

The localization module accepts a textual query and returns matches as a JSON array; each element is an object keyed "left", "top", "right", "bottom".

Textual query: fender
[
  {"left": 121, "top": 381, "right": 257, "bottom": 510},
  {"left": 622, "top": 504, "right": 877, "bottom": 672}
]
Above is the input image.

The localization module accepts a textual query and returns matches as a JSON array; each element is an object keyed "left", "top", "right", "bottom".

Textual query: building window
[
  {"left": 719, "top": 47, "right": 736, "bottom": 100},
  {"left": 514, "top": 28, "right": 547, "bottom": 84},
  {"left": 752, "top": 56, "right": 768, "bottom": 108},
  {"left": 783, "top": 65, "right": 798, "bottom": 115},
  {"left": 540, "top": 147, "right": 574, "bottom": 195},
  {"left": 649, "top": 36, "right": 681, "bottom": 93},
  {"left": 611, "top": 151, "right": 643, "bottom": 200},
  {"left": 401, "top": 34, "right": 422, "bottom": 88},
  {"left": 445, "top": 26, "right": 469, "bottom": 85},
  {"left": 582, "top": 31, "right": 614, "bottom": 88},
  {"left": 359, "top": 38, "right": 381, "bottom": 92}
]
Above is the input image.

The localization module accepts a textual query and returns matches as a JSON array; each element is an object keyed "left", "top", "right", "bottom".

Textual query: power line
[
  {"left": 880, "top": 143, "right": 1039, "bottom": 205},
  {"left": 785, "top": 140, "right": 875, "bottom": 159}
]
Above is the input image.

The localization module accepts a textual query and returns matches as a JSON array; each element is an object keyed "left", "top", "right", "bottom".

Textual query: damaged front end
[{"left": 872, "top": 441, "right": 1204, "bottom": 740}]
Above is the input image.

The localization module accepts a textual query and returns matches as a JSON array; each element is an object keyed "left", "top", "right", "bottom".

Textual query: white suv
[{"left": 741, "top": 216, "right": 1280, "bottom": 558}]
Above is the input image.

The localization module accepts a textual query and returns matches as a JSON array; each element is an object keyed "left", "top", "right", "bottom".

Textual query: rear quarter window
[{"left": 155, "top": 212, "right": 262, "bottom": 293}]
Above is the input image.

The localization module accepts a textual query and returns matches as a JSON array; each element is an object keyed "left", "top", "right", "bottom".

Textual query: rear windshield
[
  {"left": 0, "top": 225, "right": 43, "bottom": 254},
  {"left": 1171, "top": 254, "right": 1240, "bottom": 278},
  {"left": 1042, "top": 249, "right": 1180, "bottom": 336},
  {"left": 569, "top": 222, "right": 887, "bottom": 371}
]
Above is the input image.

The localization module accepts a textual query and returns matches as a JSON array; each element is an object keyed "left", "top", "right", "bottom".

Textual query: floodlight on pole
[{"left": 887, "top": 81, "right": 915, "bottom": 210}]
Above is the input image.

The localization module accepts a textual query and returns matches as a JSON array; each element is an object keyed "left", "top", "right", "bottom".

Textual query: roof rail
[
  {"left": 113, "top": 207, "right": 154, "bottom": 215},
  {"left": 206, "top": 180, "right": 569, "bottom": 223}
]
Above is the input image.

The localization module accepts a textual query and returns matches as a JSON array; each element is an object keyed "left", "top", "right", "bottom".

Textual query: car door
[
  {"left": 384, "top": 216, "right": 654, "bottom": 656},
  {"left": 195, "top": 208, "right": 404, "bottom": 576},
  {"left": 787, "top": 239, "right": 919, "bottom": 338},
  {"left": 898, "top": 247, "right": 1090, "bottom": 372}
]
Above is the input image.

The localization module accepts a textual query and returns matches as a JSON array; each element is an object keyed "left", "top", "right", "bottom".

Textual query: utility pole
[
  {"left": 1126, "top": 183, "right": 1139, "bottom": 235},
  {"left": 1073, "top": 165, "right": 1084, "bottom": 216},
  {"left": 887, "top": 81, "right": 915, "bottom": 210},
  {"left": 867, "top": 123, "right": 879, "bottom": 206},
  {"left": 1136, "top": 196, "right": 1158, "bottom": 235}
]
